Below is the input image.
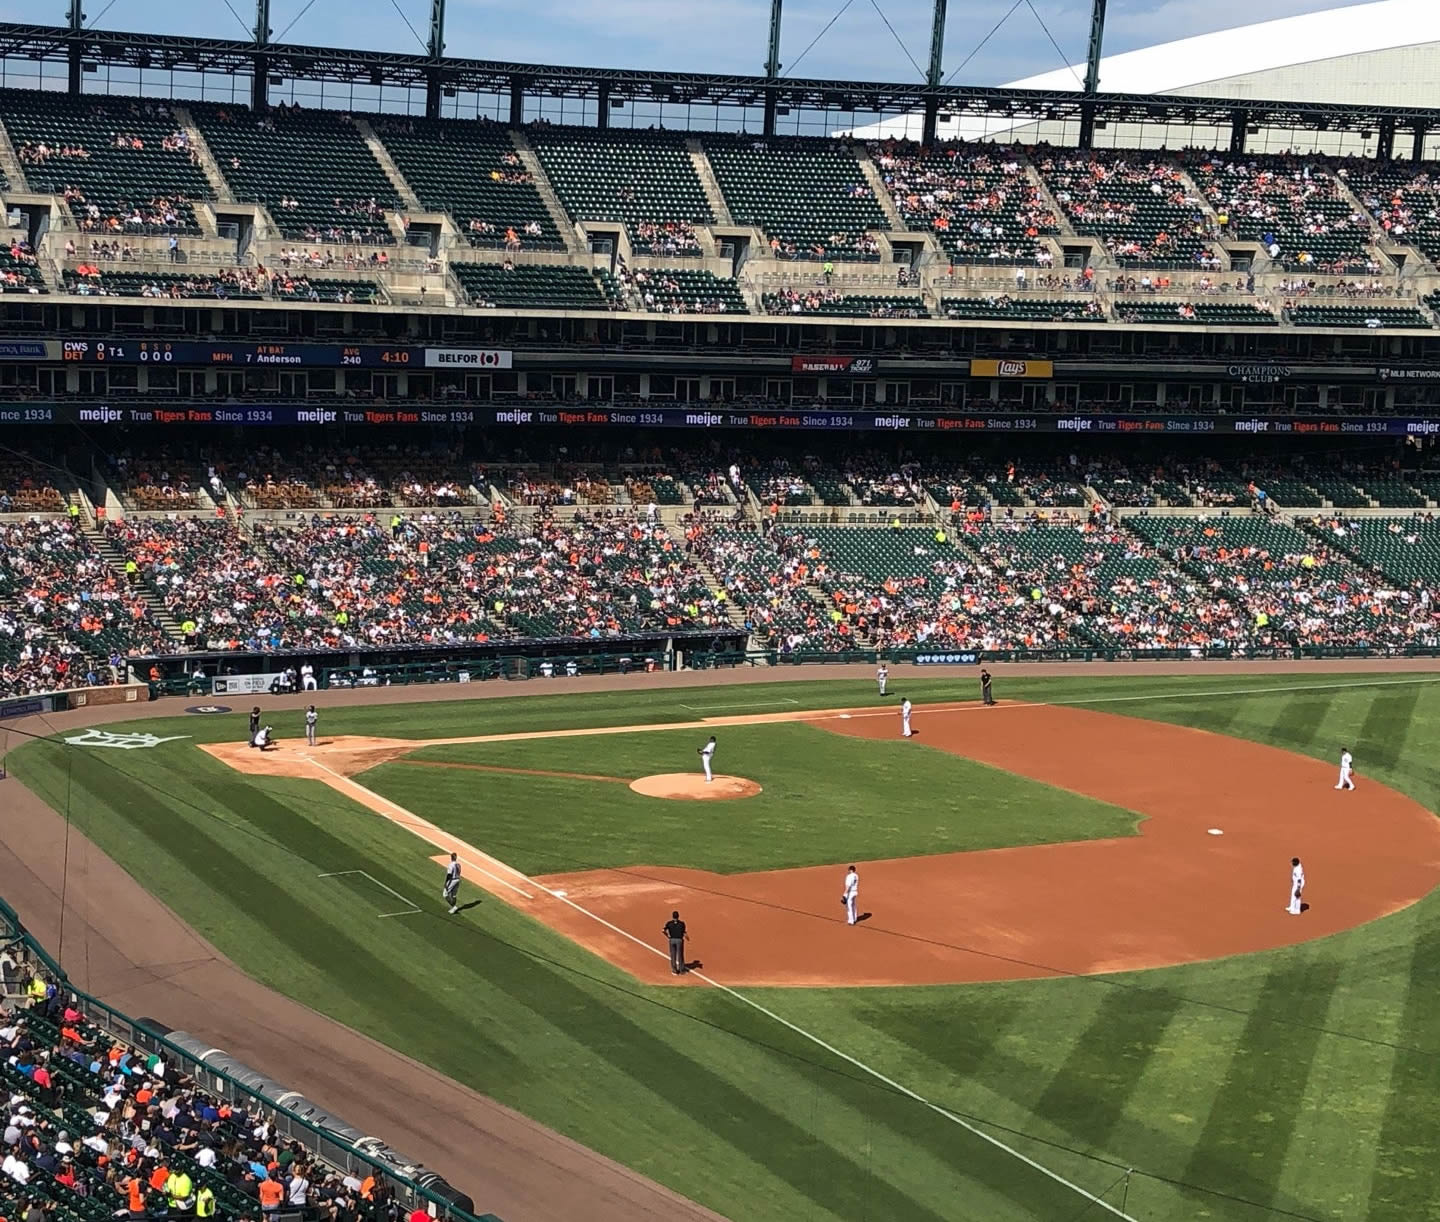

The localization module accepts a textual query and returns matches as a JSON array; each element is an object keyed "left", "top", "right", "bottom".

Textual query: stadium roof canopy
[
  {"left": 846, "top": 0, "right": 1440, "bottom": 140},
  {"left": 3, "top": 1, "right": 1440, "bottom": 143}
]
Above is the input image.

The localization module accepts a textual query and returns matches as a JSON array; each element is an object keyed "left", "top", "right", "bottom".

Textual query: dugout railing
[
  {"left": 687, "top": 643, "right": 1440, "bottom": 668},
  {"left": 0, "top": 893, "right": 505, "bottom": 1222}
]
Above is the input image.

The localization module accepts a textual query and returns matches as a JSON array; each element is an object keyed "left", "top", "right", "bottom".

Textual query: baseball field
[{"left": 10, "top": 667, "right": 1440, "bottom": 1222}]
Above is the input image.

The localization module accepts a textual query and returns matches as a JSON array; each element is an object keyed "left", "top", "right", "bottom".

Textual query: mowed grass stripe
[
  {"left": 1181, "top": 954, "right": 1344, "bottom": 1215},
  {"left": 1353, "top": 685, "right": 1422, "bottom": 775},
  {"left": 1275, "top": 925, "right": 1411, "bottom": 1221},
  {"left": 1092, "top": 979, "right": 1267, "bottom": 1221},
  {"left": 833, "top": 988, "right": 1144, "bottom": 1212},
  {"left": 1262, "top": 691, "right": 1345, "bottom": 756},
  {"left": 1030, "top": 987, "right": 1185, "bottom": 1154},
  {"left": 1368, "top": 896, "right": 1440, "bottom": 1221}
]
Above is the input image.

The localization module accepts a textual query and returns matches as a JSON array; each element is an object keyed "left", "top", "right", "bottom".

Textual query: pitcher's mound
[{"left": 629, "top": 773, "right": 762, "bottom": 800}]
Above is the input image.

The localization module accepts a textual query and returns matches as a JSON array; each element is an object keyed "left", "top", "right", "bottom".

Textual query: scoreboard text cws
[{"left": 53, "top": 341, "right": 513, "bottom": 369}]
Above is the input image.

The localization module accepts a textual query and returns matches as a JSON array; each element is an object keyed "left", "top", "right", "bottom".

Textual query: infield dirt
[{"left": 200, "top": 698, "right": 1440, "bottom": 988}]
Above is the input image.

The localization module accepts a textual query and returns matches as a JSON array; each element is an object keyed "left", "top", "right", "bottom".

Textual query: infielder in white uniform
[
  {"left": 842, "top": 865, "right": 859, "bottom": 925},
  {"left": 900, "top": 697, "right": 913, "bottom": 737},
  {"left": 876, "top": 664, "right": 888, "bottom": 696},
  {"left": 1335, "top": 748, "right": 1355, "bottom": 791},
  {"left": 698, "top": 735, "right": 716, "bottom": 782},
  {"left": 1288, "top": 857, "right": 1305, "bottom": 915},
  {"left": 305, "top": 705, "right": 317, "bottom": 747}
]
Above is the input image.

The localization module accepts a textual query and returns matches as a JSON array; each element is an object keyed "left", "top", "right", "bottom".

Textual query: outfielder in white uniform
[
  {"left": 842, "top": 865, "right": 859, "bottom": 925},
  {"left": 698, "top": 735, "right": 717, "bottom": 782},
  {"left": 900, "top": 697, "right": 913, "bottom": 737},
  {"left": 1335, "top": 748, "right": 1355, "bottom": 791},
  {"left": 305, "top": 705, "right": 317, "bottom": 747},
  {"left": 876, "top": 664, "right": 888, "bottom": 696},
  {"left": 1288, "top": 857, "right": 1305, "bottom": 915}
]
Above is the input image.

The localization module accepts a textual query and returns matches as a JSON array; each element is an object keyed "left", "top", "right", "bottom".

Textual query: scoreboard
[{"left": 0, "top": 340, "right": 512, "bottom": 369}]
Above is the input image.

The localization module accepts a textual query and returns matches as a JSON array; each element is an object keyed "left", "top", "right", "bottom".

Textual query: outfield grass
[
  {"left": 368, "top": 723, "right": 1141, "bottom": 873},
  {"left": 11, "top": 671, "right": 1440, "bottom": 1222}
]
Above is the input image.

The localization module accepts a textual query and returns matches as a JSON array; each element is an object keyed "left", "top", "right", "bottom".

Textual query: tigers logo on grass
[{"left": 61, "top": 729, "right": 192, "bottom": 750}]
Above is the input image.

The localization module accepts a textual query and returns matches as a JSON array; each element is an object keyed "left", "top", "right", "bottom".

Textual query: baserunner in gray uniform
[{"left": 443, "top": 852, "right": 462, "bottom": 914}]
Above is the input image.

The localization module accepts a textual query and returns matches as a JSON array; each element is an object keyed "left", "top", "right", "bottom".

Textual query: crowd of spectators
[
  {"left": 0, "top": 517, "right": 170, "bottom": 691},
  {"left": 631, "top": 221, "right": 701, "bottom": 257},
  {"left": 1142, "top": 516, "right": 1438, "bottom": 651},
  {"left": 869, "top": 140, "right": 1057, "bottom": 263},
  {"left": 0, "top": 951, "right": 421, "bottom": 1222},
  {"left": 1187, "top": 154, "right": 1378, "bottom": 272},
  {"left": 685, "top": 520, "right": 846, "bottom": 652},
  {"left": 763, "top": 287, "right": 926, "bottom": 318},
  {"left": 1037, "top": 151, "right": 1215, "bottom": 264}
]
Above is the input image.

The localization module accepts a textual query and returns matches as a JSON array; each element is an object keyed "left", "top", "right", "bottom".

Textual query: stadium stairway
[
  {"left": 0, "top": 119, "right": 26, "bottom": 192},
  {"left": 685, "top": 139, "right": 733, "bottom": 226},
  {"left": 1022, "top": 159, "right": 1075, "bottom": 239},
  {"left": 173, "top": 106, "right": 235, "bottom": 204},
  {"left": 509, "top": 130, "right": 583, "bottom": 252},
  {"left": 354, "top": 117, "right": 423, "bottom": 212},
  {"left": 87, "top": 522, "right": 187, "bottom": 643},
  {"left": 854, "top": 144, "right": 909, "bottom": 232}
]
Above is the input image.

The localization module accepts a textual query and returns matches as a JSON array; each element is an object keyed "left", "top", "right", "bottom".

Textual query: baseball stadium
[{"left": 2, "top": 0, "right": 1440, "bottom": 1219}]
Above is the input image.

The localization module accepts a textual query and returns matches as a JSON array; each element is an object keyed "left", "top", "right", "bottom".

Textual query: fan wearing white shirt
[
  {"left": 1288, "top": 857, "right": 1306, "bottom": 916},
  {"left": 1335, "top": 748, "right": 1355, "bottom": 791}
]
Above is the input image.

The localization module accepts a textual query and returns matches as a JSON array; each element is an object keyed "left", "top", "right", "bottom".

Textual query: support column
[
  {"left": 1413, "top": 122, "right": 1427, "bottom": 163},
  {"left": 1229, "top": 108, "right": 1248, "bottom": 156},
  {"left": 922, "top": 0, "right": 946, "bottom": 145},
  {"left": 1077, "top": 0, "right": 1106, "bottom": 148},
  {"left": 425, "top": 0, "right": 445, "bottom": 120},
  {"left": 597, "top": 82, "right": 611, "bottom": 129},
  {"left": 66, "top": 0, "right": 83, "bottom": 95},
  {"left": 763, "top": 0, "right": 782, "bottom": 137},
  {"left": 1377, "top": 115, "right": 1395, "bottom": 162},
  {"left": 251, "top": 0, "right": 271, "bottom": 112},
  {"left": 509, "top": 77, "right": 525, "bottom": 127}
]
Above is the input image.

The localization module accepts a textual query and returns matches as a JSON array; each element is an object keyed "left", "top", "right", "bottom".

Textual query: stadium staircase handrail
[{"left": 0, "top": 892, "right": 501, "bottom": 1222}]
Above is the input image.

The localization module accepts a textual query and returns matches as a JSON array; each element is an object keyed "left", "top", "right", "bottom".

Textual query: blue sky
[{"left": 5, "top": 0, "right": 1359, "bottom": 85}]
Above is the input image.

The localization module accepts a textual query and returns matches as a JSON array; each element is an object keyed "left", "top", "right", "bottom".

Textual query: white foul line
[
  {"left": 679, "top": 698, "right": 801, "bottom": 712},
  {"left": 298, "top": 753, "right": 534, "bottom": 899},
  {"left": 797, "top": 673, "right": 1440, "bottom": 726},
  {"left": 316, "top": 869, "right": 420, "bottom": 918}
]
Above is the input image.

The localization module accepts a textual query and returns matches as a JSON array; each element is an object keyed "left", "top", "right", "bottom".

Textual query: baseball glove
[{"left": 840, "top": 896, "right": 848, "bottom": 908}]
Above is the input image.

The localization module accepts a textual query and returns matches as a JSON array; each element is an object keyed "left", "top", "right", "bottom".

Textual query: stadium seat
[
  {"left": 702, "top": 135, "right": 890, "bottom": 260},
  {"left": 528, "top": 126, "right": 713, "bottom": 253},
  {"left": 190, "top": 103, "right": 398, "bottom": 243}
]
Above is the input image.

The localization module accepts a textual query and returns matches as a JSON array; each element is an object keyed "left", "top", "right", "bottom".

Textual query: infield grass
[
  {"left": 11, "top": 671, "right": 1440, "bottom": 1222},
  {"left": 372, "top": 722, "right": 1141, "bottom": 873}
]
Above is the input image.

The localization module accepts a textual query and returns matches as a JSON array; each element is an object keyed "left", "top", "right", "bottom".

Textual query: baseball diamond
[
  {"left": 4, "top": 662, "right": 1440, "bottom": 1222},
  {"left": 5, "top": 3, "right": 1440, "bottom": 1220}
]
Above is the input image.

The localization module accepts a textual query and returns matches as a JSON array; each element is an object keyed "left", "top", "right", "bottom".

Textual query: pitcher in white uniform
[
  {"left": 698, "top": 735, "right": 716, "bottom": 782},
  {"left": 1287, "top": 857, "right": 1305, "bottom": 915},
  {"left": 900, "top": 697, "right": 913, "bottom": 737},
  {"left": 1335, "top": 748, "right": 1355, "bottom": 791},
  {"left": 842, "top": 865, "right": 859, "bottom": 925}
]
